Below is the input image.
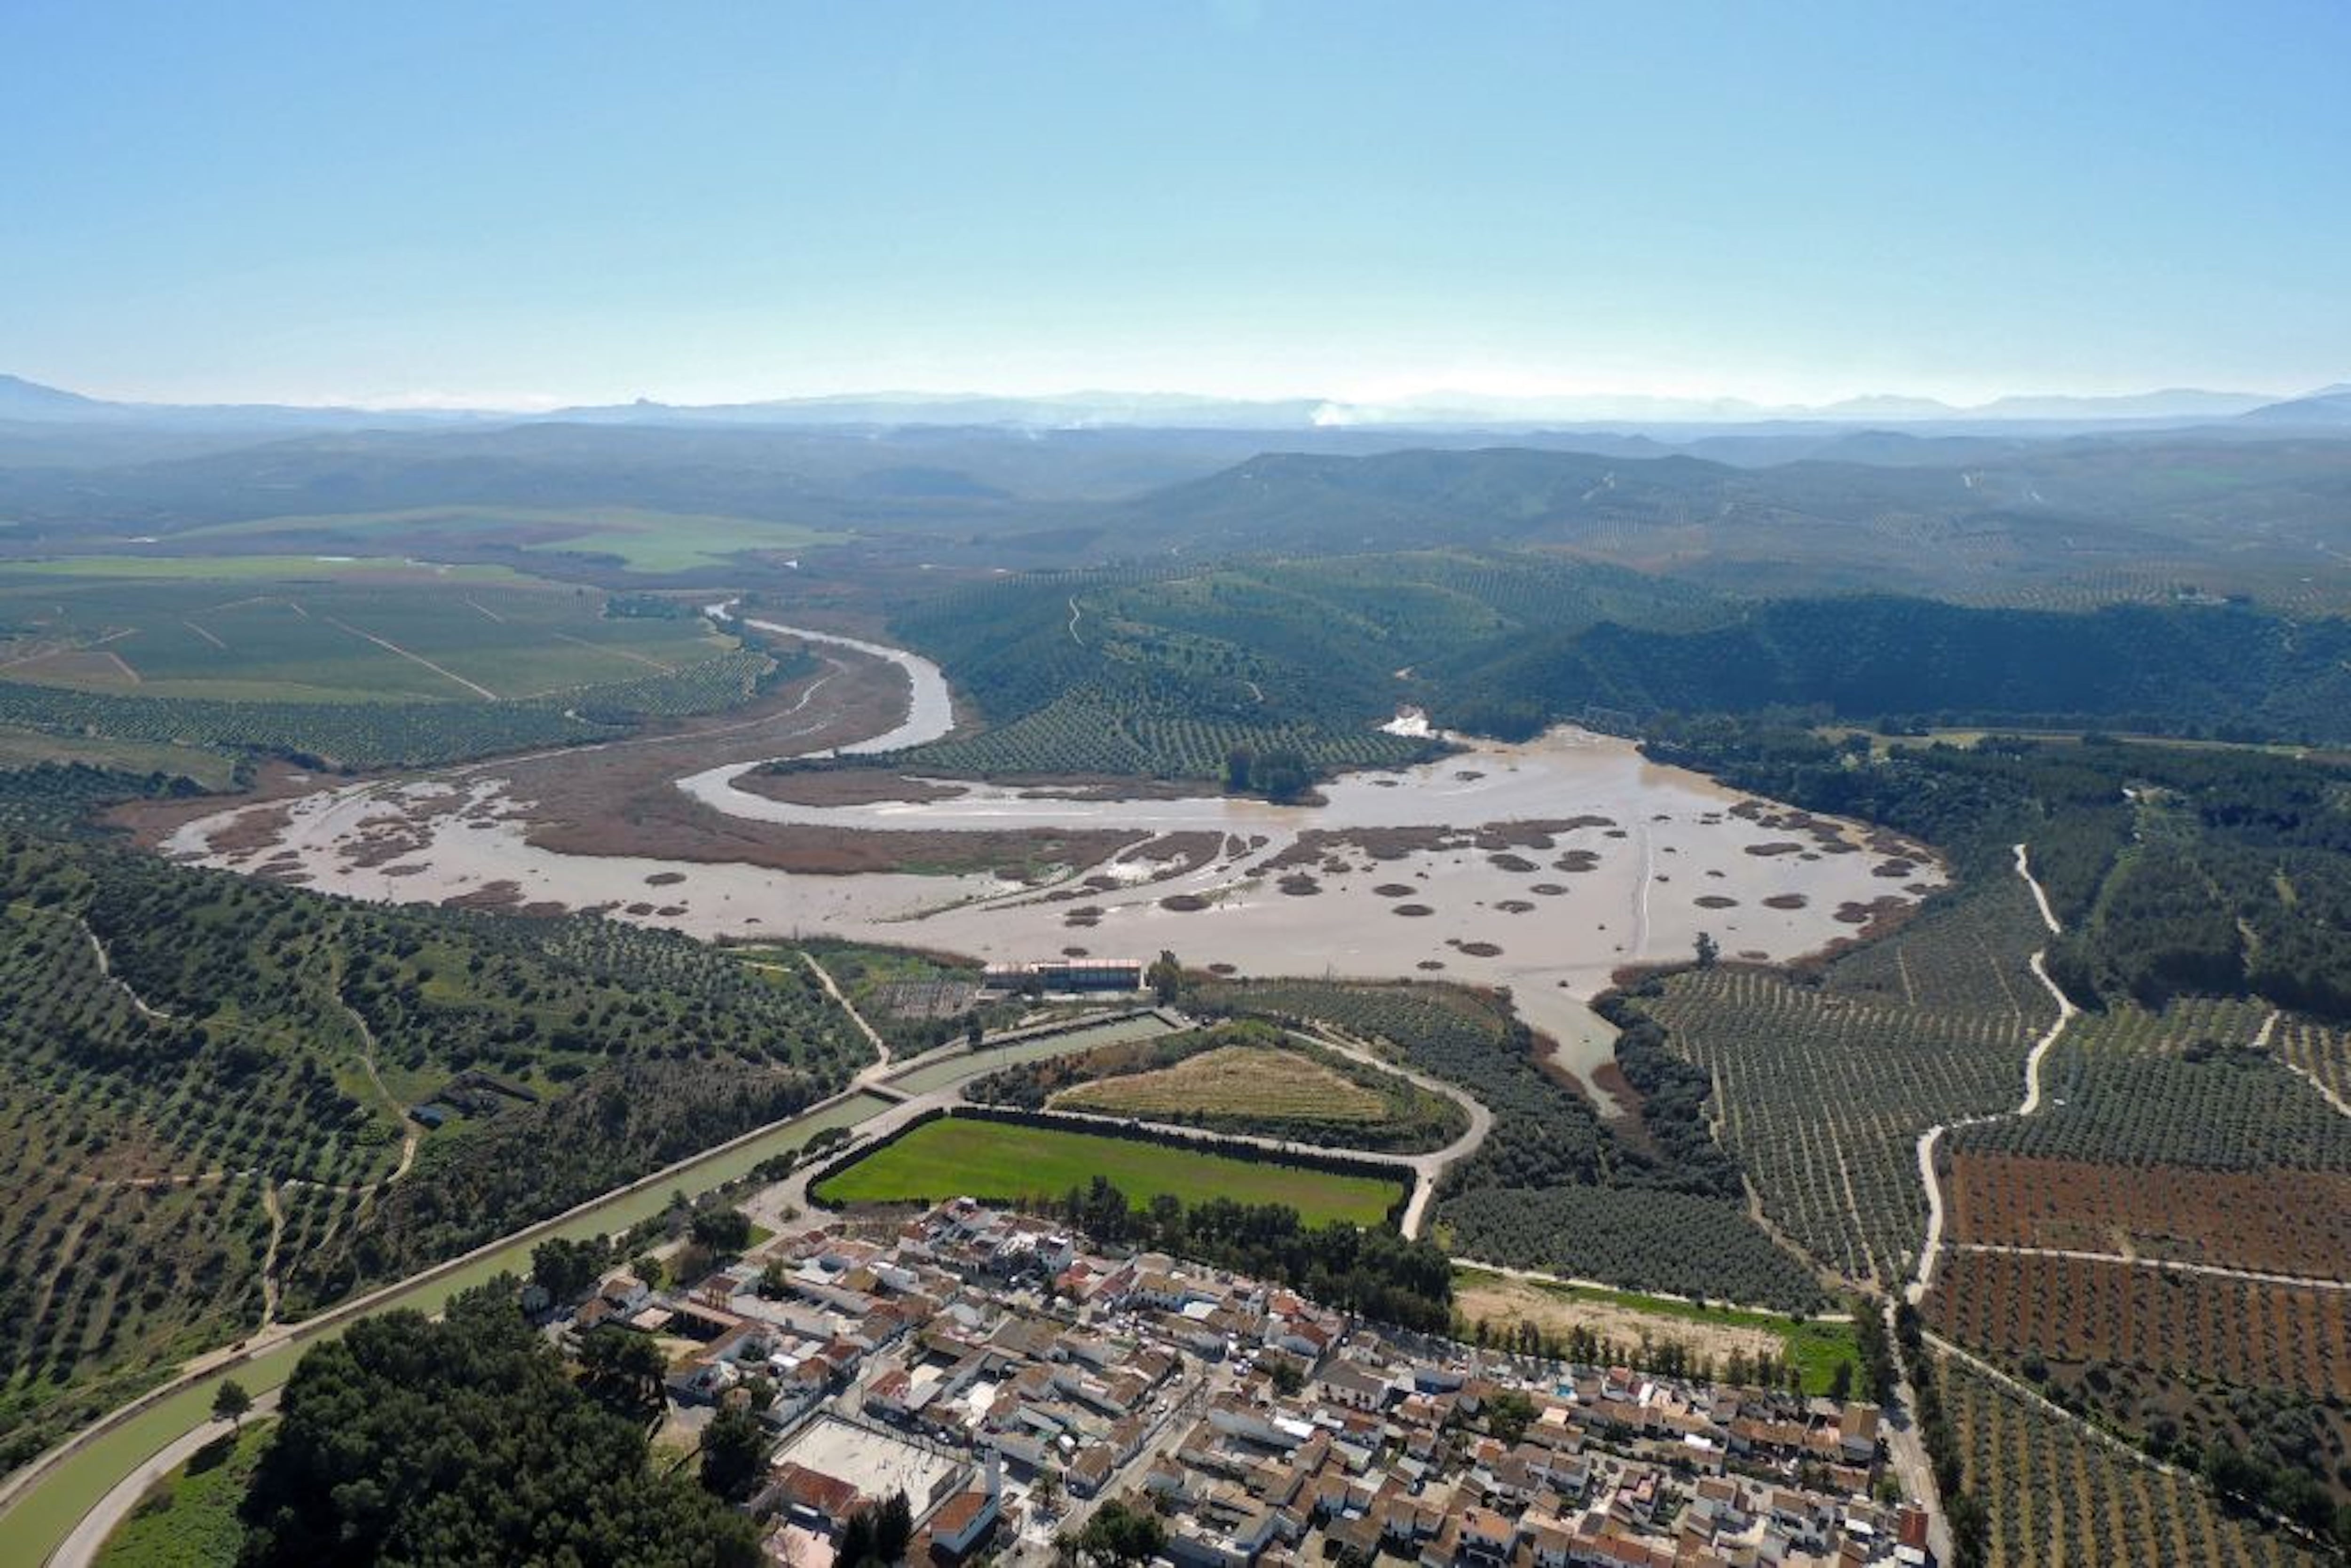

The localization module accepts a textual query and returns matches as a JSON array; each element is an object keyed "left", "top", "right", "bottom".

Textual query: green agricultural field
[
  {"left": 174, "top": 505, "right": 848, "bottom": 573},
  {"left": 95, "top": 1419, "right": 273, "bottom": 1568},
  {"left": 0, "top": 565, "right": 737, "bottom": 704},
  {"left": 814, "top": 1116, "right": 1403, "bottom": 1227},
  {"left": 0, "top": 562, "right": 784, "bottom": 766}
]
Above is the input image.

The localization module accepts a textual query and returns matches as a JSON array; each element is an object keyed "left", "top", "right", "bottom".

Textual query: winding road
[{"left": 1906, "top": 843, "right": 2077, "bottom": 1305}]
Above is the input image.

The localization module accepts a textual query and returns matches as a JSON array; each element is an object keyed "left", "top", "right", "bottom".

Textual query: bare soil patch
[{"left": 1455, "top": 1276, "right": 1786, "bottom": 1370}]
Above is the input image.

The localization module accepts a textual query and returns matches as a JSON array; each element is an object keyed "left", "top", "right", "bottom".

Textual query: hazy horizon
[{"left": 5, "top": 2, "right": 2347, "bottom": 410}]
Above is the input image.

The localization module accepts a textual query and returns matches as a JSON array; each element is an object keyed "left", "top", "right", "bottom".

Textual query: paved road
[{"left": 51, "top": 1393, "right": 283, "bottom": 1568}]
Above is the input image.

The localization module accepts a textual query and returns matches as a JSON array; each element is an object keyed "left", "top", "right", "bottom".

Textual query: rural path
[
  {"left": 1906, "top": 844, "right": 2076, "bottom": 1305},
  {"left": 338, "top": 986, "right": 419, "bottom": 1183},
  {"left": 1879, "top": 1301, "right": 1953, "bottom": 1566},
  {"left": 258, "top": 1184, "right": 285, "bottom": 1327},
  {"left": 74, "top": 913, "right": 177, "bottom": 1023},
  {"left": 552, "top": 629, "right": 673, "bottom": 673},
  {"left": 1926, "top": 1328, "right": 2334, "bottom": 1550},
  {"left": 0, "top": 1071, "right": 905, "bottom": 1562},
  {"left": 1926, "top": 1330, "right": 2191, "bottom": 1478},
  {"left": 1949, "top": 1241, "right": 2351, "bottom": 1292},
  {"left": 1286, "top": 1025, "right": 1493, "bottom": 1239},
  {"left": 318, "top": 612, "right": 501, "bottom": 701},
  {"left": 2264, "top": 1007, "right": 2351, "bottom": 1120},
  {"left": 775, "top": 1009, "right": 1496, "bottom": 1242},
  {"left": 48, "top": 1392, "right": 283, "bottom": 1568},
  {"left": 6, "top": 902, "right": 181, "bottom": 1024},
  {"left": 801, "top": 953, "right": 890, "bottom": 1070}
]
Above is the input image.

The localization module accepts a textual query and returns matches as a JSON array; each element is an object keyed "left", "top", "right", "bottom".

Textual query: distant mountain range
[{"left": 3, "top": 371, "right": 2346, "bottom": 436}]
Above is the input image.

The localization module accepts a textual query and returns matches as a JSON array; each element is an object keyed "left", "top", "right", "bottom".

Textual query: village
[{"left": 560, "top": 1197, "right": 1937, "bottom": 1568}]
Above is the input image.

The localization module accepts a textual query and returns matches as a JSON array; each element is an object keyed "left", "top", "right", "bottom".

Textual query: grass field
[
  {"left": 94, "top": 1419, "right": 271, "bottom": 1568},
  {"left": 1452, "top": 1267, "right": 1860, "bottom": 1397},
  {"left": 814, "top": 1116, "right": 1404, "bottom": 1227},
  {"left": 1054, "top": 1043, "right": 1388, "bottom": 1122},
  {"left": 174, "top": 505, "right": 849, "bottom": 573}
]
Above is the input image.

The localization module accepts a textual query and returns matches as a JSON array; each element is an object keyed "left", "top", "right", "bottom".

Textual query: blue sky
[{"left": 3, "top": 1, "right": 2346, "bottom": 408}]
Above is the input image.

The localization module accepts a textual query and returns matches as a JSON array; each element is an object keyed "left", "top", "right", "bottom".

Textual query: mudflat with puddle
[{"left": 164, "top": 625, "right": 1942, "bottom": 1085}]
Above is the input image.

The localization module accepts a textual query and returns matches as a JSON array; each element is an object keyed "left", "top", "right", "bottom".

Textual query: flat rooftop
[{"left": 775, "top": 1415, "right": 964, "bottom": 1511}]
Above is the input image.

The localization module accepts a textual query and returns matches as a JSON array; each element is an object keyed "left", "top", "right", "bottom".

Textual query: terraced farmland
[
  {"left": 0, "top": 826, "right": 870, "bottom": 1476},
  {"left": 1944, "top": 1352, "right": 2320, "bottom": 1567},
  {"left": 1946, "top": 1153, "right": 2351, "bottom": 1279},
  {"left": 1055, "top": 1043, "right": 1386, "bottom": 1121},
  {"left": 1954, "top": 1000, "right": 2351, "bottom": 1171},
  {"left": 1631, "top": 879, "right": 2055, "bottom": 1285},
  {"left": 1199, "top": 978, "right": 1825, "bottom": 1310},
  {"left": 1933, "top": 1251, "right": 2351, "bottom": 1403}
]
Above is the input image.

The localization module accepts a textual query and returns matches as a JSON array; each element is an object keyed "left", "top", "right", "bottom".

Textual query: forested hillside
[
  {"left": 879, "top": 551, "right": 1716, "bottom": 783},
  {"left": 1435, "top": 597, "right": 2351, "bottom": 744},
  {"left": 881, "top": 547, "right": 2351, "bottom": 796},
  {"left": 1642, "top": 722, "right": 2351, "bottom": 1017}
]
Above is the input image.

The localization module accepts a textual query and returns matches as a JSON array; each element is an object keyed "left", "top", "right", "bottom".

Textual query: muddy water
[{"left": 165, "top": 628, "right": 1941, "bottom": 1092}]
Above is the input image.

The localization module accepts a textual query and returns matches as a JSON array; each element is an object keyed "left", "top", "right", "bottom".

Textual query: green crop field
[
  {"left": 174, "top": 505, "right": 848, "bottom": 573},
  {"left": 0, "top": 561, "right": 787, "bottom": 768},
  {"left": 813, "top": 1116, "right": 1403, "bottom": 1227},
  {"left": 0, "top": 564, "right": 737, "bottom": 703}
]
